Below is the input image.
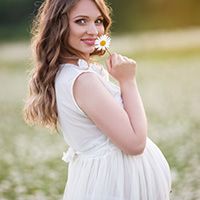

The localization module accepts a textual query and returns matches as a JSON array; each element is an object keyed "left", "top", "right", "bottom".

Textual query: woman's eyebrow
[
  {"left": 73, "top": 15, "right": 89, "bottom": 19},
  {"left": 73, "top": 15, "right": 103, "bottom": 20}
]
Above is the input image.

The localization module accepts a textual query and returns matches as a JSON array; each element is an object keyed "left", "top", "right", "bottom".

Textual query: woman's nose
[{"left": 87, "top": 23, "right": 98, "bottom": 35}]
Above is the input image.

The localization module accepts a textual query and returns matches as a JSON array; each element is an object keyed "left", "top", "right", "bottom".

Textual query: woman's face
[{"left": 68, "top": 0, "right": 105, "bottom": 60}]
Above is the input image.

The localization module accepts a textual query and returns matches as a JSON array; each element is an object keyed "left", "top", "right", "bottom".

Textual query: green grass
[
  {"left": 0, "top": 30, "right": 200, "bottom": 199},
  {"left": 0, "top": 68, "right": 67, "bottom": 199},
  {"left": 130, "top": 46, "right": 200, "bottom": 60},
  {"left": 134, "top": 51, "right": 200, "bottom": 200}
]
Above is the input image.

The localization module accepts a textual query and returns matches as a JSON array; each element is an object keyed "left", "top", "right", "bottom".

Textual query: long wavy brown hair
[{"left": 24, "top": 0, "right": 112, "bottom": 130}]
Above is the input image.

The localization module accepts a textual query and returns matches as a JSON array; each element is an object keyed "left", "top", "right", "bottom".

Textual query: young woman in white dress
[{"left": 24, "top": 0, "right": 172, "bottom": 199}]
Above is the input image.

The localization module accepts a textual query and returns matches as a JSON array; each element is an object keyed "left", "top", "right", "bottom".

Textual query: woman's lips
[{"left": 81, "top": 38, "right": 96, "bottom": 45}]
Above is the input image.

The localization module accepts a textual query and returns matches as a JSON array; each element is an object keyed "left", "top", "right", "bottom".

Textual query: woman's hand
[{"left": 106, "top": 53, "right": 137, "bottom": 83}]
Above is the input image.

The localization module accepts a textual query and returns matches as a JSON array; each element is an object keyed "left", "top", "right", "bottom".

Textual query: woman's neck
[{"left": 64, "top": 57, "right": 93, "bottom": 65}]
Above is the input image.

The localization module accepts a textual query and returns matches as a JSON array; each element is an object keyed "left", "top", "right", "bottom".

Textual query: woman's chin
[{"left": 81, "top": 48, "right": 96, "bottom": 56}]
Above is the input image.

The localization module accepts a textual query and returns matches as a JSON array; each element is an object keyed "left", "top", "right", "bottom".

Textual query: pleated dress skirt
[{"left": 62, "top": 138, "right": 171, "bottom": 200}]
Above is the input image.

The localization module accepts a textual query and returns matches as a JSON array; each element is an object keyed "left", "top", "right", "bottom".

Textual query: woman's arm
[
  {"left": 73, "top": 53, "right": 147, "bottom": 155},
  {"left": 119, "top": 79, "right": 147, "bottom": 154}
]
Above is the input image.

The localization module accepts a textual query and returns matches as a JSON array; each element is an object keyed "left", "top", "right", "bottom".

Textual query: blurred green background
[
  {"left": 0, "top": 0, "right": 200, "bottom": 199},
  {"left": 1, "top": 0, "right": 200, "bottom": 40}
]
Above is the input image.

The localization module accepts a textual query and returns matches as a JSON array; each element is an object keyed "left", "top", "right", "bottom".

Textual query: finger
[
  {"left": 111, "top": 53, "right": 124, "bottom": 66},
  {"left": 122, "top": 56, "right": 136, "bottom": 65},
  {"left": 110, "top": 52, "right": 118, "bottom": 67},
  {"left": 122, "top": 56, "right": 129, "bottom": 62}
]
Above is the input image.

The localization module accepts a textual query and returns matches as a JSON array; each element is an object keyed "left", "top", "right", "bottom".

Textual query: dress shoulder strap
[{"left": 55, "top": 60, "right": 98, "bottom": 116}]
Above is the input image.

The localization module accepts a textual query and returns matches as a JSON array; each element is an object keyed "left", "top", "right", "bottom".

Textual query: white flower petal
[{"left": 95, "top": 35, "right": 111, "bottom": 51}]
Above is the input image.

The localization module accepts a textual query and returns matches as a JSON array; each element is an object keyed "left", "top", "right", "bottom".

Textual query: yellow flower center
[{"left": 100, "top": 40, "right": 106, "bottom": 46}]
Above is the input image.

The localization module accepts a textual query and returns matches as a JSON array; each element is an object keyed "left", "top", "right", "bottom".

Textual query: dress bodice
[{"left": 55, "top": 59, "right": 123, "bottom": 159}]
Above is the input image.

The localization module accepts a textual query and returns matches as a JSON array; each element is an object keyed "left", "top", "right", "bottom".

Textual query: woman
[{"left": 24, "top": 0, "right": 171, "bottom": 199}]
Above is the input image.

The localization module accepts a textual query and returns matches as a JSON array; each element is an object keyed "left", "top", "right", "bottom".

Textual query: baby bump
[{"left": 141, "top": 138, "right": 171, "bottom": 192}]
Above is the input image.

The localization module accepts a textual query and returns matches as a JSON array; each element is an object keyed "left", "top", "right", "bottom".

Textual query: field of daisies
[{"left": 0, "top": 28, "right": 200, "bottom": 200}]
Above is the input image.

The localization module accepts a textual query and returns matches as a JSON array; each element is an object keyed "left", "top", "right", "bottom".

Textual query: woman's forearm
[{"left": 119, "top": 79, "right": 147, "bottom": 144}]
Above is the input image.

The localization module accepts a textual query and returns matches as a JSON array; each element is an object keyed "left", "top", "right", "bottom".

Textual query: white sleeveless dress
[{"left": 55, "top": 59, "right": 171, "bottom": 200}]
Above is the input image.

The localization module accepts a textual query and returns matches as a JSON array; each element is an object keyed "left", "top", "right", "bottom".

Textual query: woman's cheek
[{"left": 98, "top": 26, "right": 105, "bottom": 35}]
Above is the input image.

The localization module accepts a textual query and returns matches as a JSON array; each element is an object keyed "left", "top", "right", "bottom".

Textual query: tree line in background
[{"left": 0, "top": 0, "right": 200, "bottom": 40}]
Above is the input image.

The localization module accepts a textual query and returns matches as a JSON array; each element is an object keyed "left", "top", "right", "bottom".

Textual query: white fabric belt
[{"left": 62, "top": 141, "right": 118, "bottom": 163}]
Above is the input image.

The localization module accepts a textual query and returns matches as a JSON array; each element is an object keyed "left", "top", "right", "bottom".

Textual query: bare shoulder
[
  {"left": 74, "top": 71, "right": 101, "bottom": 90},
  {"left": 73, "top": 71, "right": 111, "bottom": 109}
]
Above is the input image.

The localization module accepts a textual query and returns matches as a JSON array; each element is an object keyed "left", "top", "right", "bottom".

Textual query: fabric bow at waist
[
  {"left": 62, "top": 147, "right": 78, "bottom": 163},
  {"left": 62, "top": 141, "right": 119, "bottom": 164}
]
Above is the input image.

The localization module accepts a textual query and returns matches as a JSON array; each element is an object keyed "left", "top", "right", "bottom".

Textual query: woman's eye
[
  {"left": 75, "top": 19, "right": 86, "bottom": 25},
  {"left": 95, "top": 19, "right": 104, "bottom": 25}
]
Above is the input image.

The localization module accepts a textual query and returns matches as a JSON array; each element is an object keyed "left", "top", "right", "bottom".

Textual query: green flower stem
[{"left": 106, "top": 47, "right": 112, "bottom": 56}]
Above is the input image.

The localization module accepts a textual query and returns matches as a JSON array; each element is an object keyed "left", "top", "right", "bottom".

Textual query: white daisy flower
[{"left": 95, "top": 35, "right": 111, "bottom": 51}]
